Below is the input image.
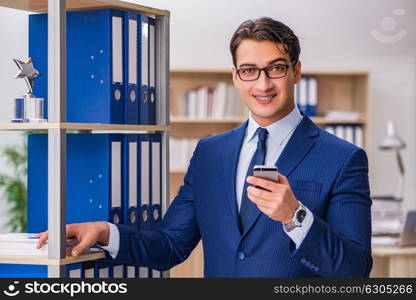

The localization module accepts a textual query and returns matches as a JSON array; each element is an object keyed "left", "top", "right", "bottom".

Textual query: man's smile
[{"left": 253, "top": 93, "right": 278, "bottom": 104}]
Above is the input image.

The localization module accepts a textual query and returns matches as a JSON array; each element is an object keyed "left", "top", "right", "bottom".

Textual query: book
[{"left": 0, "top": 233, "right": 79, "bottom": 256}]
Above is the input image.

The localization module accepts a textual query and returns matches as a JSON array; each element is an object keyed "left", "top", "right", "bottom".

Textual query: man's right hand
[{"left": 36, "top": 222, "right": 110, "bottom": 257}]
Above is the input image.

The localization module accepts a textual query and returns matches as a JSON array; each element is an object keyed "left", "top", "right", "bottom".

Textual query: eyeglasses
[{"left": 236, "top": 61, "right": 297, "bottom": 81}]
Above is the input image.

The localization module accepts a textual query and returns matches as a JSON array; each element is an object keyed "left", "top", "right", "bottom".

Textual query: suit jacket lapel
[
  {"left": 241, "top": 115, "right": 319, "bottom": 238},
  {"left": 222, "top": 121, "right": 248, "bottom": 235},
  {"left": 275, "top": 115, "right": 319, "bottom": 177}
]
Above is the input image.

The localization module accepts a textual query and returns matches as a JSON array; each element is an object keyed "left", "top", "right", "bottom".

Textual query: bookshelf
[
  {"left": 0, "top": 0, "right": 170, "bottom": 278},
  {"left": 371, "top": 246, "right": 416, "bottom": 277},
  {"left": 169, "top": 69, "right": 370, "bottom": 277}
]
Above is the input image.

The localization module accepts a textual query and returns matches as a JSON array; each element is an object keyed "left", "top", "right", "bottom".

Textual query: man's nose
[{"left": 255, "top": 70, "right": 274, "bottom": 90}]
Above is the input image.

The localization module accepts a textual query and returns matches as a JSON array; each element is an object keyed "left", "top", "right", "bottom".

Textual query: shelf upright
[
  {"left": 156, "top": 14, "right": 170, "bottom": 219},
  {"left": 155, "top": 11, "right": 170, "bottom": 279},
  {"left": 47, "top": 0, "right": 67, "bottom": 278}
]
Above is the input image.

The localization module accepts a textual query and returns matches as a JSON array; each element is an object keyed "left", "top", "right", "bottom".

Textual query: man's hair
[{"left": 230, "top": 17, "right": 300, "bottom": 66}]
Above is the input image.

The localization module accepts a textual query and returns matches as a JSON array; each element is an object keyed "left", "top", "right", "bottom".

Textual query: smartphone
[{"left": 253, "top": 165, "right": 279, "bottom": 191}]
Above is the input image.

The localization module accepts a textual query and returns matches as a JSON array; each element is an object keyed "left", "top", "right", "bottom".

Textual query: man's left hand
[{"left": 246, "top": 174, "right": 299, "bottom": 224}]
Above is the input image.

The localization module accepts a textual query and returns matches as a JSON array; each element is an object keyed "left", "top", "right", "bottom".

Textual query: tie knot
[{"left": 257, "top": 127, "right": 269, "bottom": 143}]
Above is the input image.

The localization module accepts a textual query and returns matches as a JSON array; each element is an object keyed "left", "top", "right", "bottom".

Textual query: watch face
[{"left": 296, "top": 209, "right": 307, "bottom": 223}]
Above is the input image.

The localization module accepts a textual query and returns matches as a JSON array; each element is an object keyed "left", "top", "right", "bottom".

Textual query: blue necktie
[{"left": 239, "top": 127, "right": 269, "bottom": 233}]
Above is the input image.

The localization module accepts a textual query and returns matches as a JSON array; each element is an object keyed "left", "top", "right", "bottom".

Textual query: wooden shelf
[
  {"left": 170, "top": 116, "right": 364, "bottom": 125},
  {"left": 0, "top": 249, "right": 105, "bottom": 265},
  {"left": 372, "top": 246, "right": 416, "bottom": 257},
  {"left": 171, "top": 116, "right": 245, "bottom": 124},
  {"left": 0, "top": 0, "right": 170, "bottom": 16},
  {"left": 170, "top": 169, "right": 186, "bottom": 174},
  {"left": 311, "top": 117, "right": 366, "bottom": 125},
  {"left": 171, "top": 69, "right": 368, "bottom": 76},
  {"left": 0, "top": 122, "right": 170, "bottom": 132}
]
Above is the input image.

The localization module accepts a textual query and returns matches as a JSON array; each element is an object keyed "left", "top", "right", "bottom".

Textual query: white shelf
[
  {"left": 0, "top": 249, "right": 106, "bottom": 265},
  {"left": 171, "top": 116, "right": 245, "bottom": 124},
  {"left": 0, "top": 122, "right": 170, "bottom": 132},
  {"left": 0, "top": 0, "right": 170, "bottom": 15}
]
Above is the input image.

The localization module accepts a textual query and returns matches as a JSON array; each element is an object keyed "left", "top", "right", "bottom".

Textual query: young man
[{"left": 38, "top": 17, "right": 372, "bottom": 277}]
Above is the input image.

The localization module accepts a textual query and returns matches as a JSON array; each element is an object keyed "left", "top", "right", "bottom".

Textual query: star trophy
[{"left": 12, "top": 58, "right": 46, "bottom": 123}]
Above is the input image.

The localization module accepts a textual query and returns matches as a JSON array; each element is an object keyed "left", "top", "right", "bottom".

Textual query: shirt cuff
[
  {"left": 97, "top": 222, "right": 120, "bottom": 259},
  {"left": 282, "top": 205, "right": 314, "bottom": 249}
]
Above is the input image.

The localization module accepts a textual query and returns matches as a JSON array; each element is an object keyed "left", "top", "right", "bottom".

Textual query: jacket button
[
  {"left": 314, "top": 266, "right": 320, "bottom": 272},
  {"left": 237, "top": 251, "right": 246, "bottom": 260},
  {"left": 300, "top": 258, "right": 306, "bottom": 264}
]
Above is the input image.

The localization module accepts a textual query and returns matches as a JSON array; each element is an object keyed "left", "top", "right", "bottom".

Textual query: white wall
[
  {"left": 0, "top": 0, "right": 415, "bottom": 231},
  {"left": 0, "top": 8, "right": 29, "bottom": 232}
]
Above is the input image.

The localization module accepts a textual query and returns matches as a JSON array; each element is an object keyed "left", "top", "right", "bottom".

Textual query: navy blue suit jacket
[{"left": 113, "top": 116, "right": 373, "bottom": 277}]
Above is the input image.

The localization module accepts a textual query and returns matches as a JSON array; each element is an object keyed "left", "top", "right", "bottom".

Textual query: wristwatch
[{"left": 284, "top": 202, "right": 307, "bottom": 232}]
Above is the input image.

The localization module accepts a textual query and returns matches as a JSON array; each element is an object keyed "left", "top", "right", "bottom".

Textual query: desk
[{"left": 371, "top": 246, "right": 416, "bottom": 277}]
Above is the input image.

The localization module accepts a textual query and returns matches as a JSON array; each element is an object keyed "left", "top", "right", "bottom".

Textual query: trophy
[{"left": 12, "top": 58, "right": 46, "bottom": 123}]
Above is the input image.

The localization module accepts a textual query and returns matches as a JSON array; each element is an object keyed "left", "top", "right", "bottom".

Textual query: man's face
[{"left": 232, "top": 39, "right": 301, "bottom": 126}]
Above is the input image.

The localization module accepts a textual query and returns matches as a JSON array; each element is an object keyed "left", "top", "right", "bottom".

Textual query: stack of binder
[
  {"left": 294, "top": 77, "right": 318, "bottom": 116},
  {"left": 0, "top": 8, "right": 164, "bottom": 279},
  {"left": 324, "top": 125, "right": 364, "bottom": 148},
  {"left": 182, "top": 82, "right": 244, "bottom": 119},
  {"left": 29, "top": 9, "right": 157, "bottom": 125},
  {"left": 21, "top": 132, "right": 164, "bottom": 278}
]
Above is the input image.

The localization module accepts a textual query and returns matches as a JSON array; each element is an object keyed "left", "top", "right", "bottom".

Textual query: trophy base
[{"left": 12, "top": 97, "right": 47, "bottom": 123}]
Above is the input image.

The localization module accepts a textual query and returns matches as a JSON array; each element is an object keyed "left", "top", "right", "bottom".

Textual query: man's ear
[
  {"left": 293, "top": 60, "right": 302, "bottom": 84},
  {"left": 231, "top": 65, "right": 238, "bottom": 87}
]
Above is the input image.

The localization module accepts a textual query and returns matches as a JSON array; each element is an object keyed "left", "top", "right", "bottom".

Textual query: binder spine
[
  {"left": 124, "top": 11, "right": 139, "bottom": 124},
  {"left": 111, "top": 10, "right": 125, "bottom": 124},
  {"left": 139, "top": 15, "right": 150, "bottom": 124},
  {"left": 150, "top": 133, "right": 162, "bottom": 228},
  {"left": 123, "top": 134, "right": 139, "bottom": 226},
  {"left": 149, "top": 133, "right": 162, "bottom": 278},
  {"left": 139, "top": 134, "right": 151, "bottom": 230},
  {"left": 66, "top": 263, "right": 83, "bottom": 278},
  {"left": 307, "top": 77, "right": 318, "bottom": 116},
  {"left": 126, "top": 265, "right": 139, "bottom": 278},
  {"left": 111, "top": 264, "right": 125, "bottom": 278},
  {"left": 298, "top": 78, "right": 308, "bottom": 114},
  {"left": 82, "top": 261, "right": 96, "bottom": 278},
  {"left": 110, "top": 136, "right": 124, "bottom": 225},
  {"left": 149, "top": 17, "right": 156, "bottom": 124},
  {"left": 94, "top": 260, "right": 110, "bottom": 278}
]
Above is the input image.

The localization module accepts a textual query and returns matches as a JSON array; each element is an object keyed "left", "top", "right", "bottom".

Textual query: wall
[
  {"left": 0, "top": 0, "right": 415, "bottom": 231},
  {"left": 0, "top": 8, "right": 29, "bottom": 232}
]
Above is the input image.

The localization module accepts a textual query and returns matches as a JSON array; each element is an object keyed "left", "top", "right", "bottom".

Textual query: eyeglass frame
[{"left": 236, "top": 60, "right": 297, "bottom": 81}]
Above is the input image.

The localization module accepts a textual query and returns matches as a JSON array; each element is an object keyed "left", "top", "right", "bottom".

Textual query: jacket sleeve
[
  {"left": 290, "top": 147, "right": 373, "bottom": 277},
  {"left": 110, "top": 142, "right": 202, "bottom": 271}
]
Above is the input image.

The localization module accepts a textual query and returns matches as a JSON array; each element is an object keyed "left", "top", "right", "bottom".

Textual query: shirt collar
[{"left": 246, "top": 106, "right": 303, "bottom": 144}]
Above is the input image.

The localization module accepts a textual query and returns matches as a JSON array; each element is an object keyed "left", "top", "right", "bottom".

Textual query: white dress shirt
[
  {"left": 236, "top": 107, "right": 313, "bottom": 248},
  {"left": 101, "top": 106, "right": 313, "bottom": 258}
]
